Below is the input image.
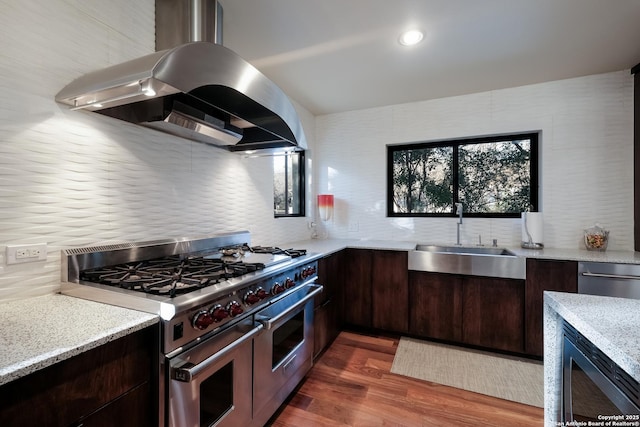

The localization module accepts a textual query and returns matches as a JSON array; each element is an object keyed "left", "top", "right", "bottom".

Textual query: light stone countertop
[
  {"left": 3, "top": 237, "right": 639, "bottom": 391},
  {"left": 283, "top": 237, "right": 640, "bottom": 265},
  {"left": 543, "top": 291, "right": 640, "bottom": 424},
  {"left": 0, "top": 294, "right": 158, "bottom": 386}
]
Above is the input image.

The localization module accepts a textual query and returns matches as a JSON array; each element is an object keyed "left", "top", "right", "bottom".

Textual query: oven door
[
  {"left": 252, "top": 284, "right": 323, "bottom": 426},
  {"left": 562, "top": 325, "right": 640, "bottom": 422},
  {"left": 168, "top": 318, "right": 263, "bottom": 427}
]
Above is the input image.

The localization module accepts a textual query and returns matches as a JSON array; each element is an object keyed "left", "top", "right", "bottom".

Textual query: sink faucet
[{"left": 455, "top": 203, "right": 463, "bottom": 245}]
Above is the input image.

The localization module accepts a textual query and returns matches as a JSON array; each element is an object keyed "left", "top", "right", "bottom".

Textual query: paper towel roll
[{"left": 521, "top": 212, "right": 543, "bottom": 247}]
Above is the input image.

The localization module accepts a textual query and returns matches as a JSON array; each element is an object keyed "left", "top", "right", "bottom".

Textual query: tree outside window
[{"left": 387, "top": 133, "right": 538, "bottom": 217}]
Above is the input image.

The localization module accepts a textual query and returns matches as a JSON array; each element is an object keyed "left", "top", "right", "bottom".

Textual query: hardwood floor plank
[{"left": 268, "top": 331, "right": 544, "bottom": 426}]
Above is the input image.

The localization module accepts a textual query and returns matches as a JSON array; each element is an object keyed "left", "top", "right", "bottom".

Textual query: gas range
[{"left": 61, "top": 231, "right": 321, "bottom": 353}]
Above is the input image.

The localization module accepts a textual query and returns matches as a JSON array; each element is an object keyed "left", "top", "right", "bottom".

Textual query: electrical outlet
[{"left": 6, "top": 243, "right": 47, "bottom": 265}]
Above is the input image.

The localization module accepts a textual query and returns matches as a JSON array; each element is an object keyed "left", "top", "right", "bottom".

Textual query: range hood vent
[{"left": 55, "top": 0, "right": 306, "bottom": 154}]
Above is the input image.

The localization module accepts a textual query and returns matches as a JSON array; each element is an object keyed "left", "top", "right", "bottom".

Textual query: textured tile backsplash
[
  {"left": 0, "top": 1, "right": 635, "bottom": 303},
  {"left": 314, "top": 71, "right": 634, "bottom": 251},
  {"left": 0, "top": 0, "right": 312, "bottom": 301}
]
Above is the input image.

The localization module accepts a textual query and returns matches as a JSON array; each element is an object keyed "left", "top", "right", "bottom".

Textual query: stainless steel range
[{"left": 61, "top": 231, "right": 323, "bottom": 427}]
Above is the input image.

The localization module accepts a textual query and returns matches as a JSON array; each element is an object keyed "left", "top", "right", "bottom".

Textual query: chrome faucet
[{"left": 455, "top": 203, "right": 463, "bottom": 245}]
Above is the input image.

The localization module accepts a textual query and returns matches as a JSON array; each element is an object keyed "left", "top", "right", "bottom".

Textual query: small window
[
  {"left": 387, "top": 132, "right": 539, "bottom": 217},
  {"left": 274, "top": 151, "right": 305, "bottom": 217}
]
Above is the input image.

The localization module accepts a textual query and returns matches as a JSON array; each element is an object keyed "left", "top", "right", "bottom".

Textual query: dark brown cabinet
[
  {"left": 342, "top": 249, "right": 408, "bottom": 333},
  {"left": 462, "top": 276, "right": 525, "bottom": 353},
  {"left": 525, "top": 258, "right": 577, "bottom": 356},
  {"left": 314, "top": 251, "right": 343, "bottom": 358},
  {"left": 342, "top": 248, "right": 373, "bottom": 328},
  {"left": 0, "top": 325, "right": 158, "bottom": 427},
  {"left": 409, "top": 271, "right": 462, "bottom": 341},
  {"left": 371, "top": 250, "right": 408, "bottom": 333},
  {"left": 409, "top": 271, "right": 525, "bottom": 353}
]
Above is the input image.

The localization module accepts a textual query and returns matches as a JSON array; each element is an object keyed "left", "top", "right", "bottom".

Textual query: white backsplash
[
  {"left": 314, "top": 71, "right": 634, "bottom": 250},
  {"left": 0, "top": 0, "right": 313, "bottom": 302},
  {"left": 0, "top": 1, "right": 636, "bottom": 303}
]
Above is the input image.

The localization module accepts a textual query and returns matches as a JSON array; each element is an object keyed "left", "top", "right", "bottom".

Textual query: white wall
[
  {"left": 0, "top": 2, "right": 634, "bottom": 302},
  {"left": 314, "top": 70, "right": 634, "bottom": 250},
  {"left": 0, "top": 0, "right": 314, "bottom": 302}
]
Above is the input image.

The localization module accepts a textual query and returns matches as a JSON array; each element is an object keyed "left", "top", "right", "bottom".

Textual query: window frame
[
  {"left": 386, "top": 132, "right": 539, "bottom": 218},
  {"left": 274, "top": 150, "right": 306, "bottom": 218}
]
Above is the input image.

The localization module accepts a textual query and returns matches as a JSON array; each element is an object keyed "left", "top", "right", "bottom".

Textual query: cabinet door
[
  {"left": 462, "top": 277, "right": 525, "bottom": 353},
  {"left": 314, "top": 252, "right": 343, "bottom": 358},
  {"left": 342, "top": 249, "right": 372, "bottom": 328},
  {"left": 525, "top": 258, "right": 577, "bottom": 356},
  {"left": 372, "top": 251, "right": 409, "bottom": 333},
  {"left": 409, "top": 271, "right": 462, "bottom": 341}
]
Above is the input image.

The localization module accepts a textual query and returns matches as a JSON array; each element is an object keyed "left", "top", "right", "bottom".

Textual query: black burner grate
[{"left": 80, "top": 255, "right": 264, "bottom": 297}]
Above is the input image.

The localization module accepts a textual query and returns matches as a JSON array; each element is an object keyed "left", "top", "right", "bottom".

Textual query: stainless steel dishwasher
[{"left": 578, "top": 262, "right": 640, "bottom": 299}]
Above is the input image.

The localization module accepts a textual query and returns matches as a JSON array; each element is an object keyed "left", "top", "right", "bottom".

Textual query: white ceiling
[{"left": 219, "top": 0, "right": 640, "bottom": 116}]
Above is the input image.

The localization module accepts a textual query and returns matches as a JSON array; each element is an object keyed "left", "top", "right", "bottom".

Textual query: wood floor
[{"left": 268, "top": 331, "right": 544, "bottom": 426}]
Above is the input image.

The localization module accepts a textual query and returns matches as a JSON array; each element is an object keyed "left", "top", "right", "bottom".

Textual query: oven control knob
[
  {"left": 209, "top": 304, "right": 229, "bottom": 323},
  {"left": 284, "top": 278, "right": 295, "bottom": 289},
  {"left": 227, "top": 301, "right": 243, "bottom": 317},
  {"left": 255, "top": 287, "right": 267, "bottom": 300},
  {"left": 244, "top": 290, "right": 260, "bottom": 305},
  {"left": 301, "top": 266, "right": 315, "bottom": 278},
  {"left": 192, "top": 310, "right": 214, "bottom": 330},
  {"left": 271, "top": 282, "right": 285, "bottom": 295}
]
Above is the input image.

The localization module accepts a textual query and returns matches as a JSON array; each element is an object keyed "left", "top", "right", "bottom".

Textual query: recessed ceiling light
[{"left": 398, "top": 29, "right": 424, "bottom": 46}]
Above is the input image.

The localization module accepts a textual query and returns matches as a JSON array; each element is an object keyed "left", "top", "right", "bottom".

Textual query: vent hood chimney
[{"left": 55, "top": 0, "right": 307, "bottom": 154}]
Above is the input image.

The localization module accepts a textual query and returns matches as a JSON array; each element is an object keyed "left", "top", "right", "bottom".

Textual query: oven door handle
[
  {"left": 173, "top": 323, "right": 263, "bottom": 382},
  {"left": 258, "top": 284, "right": 323, "bottom": 330}
]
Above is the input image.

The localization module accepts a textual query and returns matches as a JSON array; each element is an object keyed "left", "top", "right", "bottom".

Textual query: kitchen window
[
  {"left": 274, "top": 151, "right": 305, "bottom": 217},
  {"left": 387, "top": 132, "right": 539, "bottom": 217}
]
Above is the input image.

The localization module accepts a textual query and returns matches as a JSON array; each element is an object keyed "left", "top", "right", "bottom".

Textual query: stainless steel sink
[
  {"left": 415, "top": 244, "right": 517, "bottom": 256},
  {"left": 409, "top": 244, "right": 526, "bottom": 279}
]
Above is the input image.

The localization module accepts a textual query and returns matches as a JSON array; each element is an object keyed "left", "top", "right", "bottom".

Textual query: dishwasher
[{"left": 578, "top": 262, "right": 640, "bottom": 299}]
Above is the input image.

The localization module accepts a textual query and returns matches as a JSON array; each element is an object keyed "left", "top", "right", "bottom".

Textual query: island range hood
[{"left": 55, "top": 0, "right": 306, "bottom": 154}]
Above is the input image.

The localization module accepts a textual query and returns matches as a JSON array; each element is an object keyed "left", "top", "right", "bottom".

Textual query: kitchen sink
[
  {"left": 415, "top": 244, "right": 517, "bottom": 256},
  {"left": 409, "top": 244, "right": 526, "bottom": 279}
]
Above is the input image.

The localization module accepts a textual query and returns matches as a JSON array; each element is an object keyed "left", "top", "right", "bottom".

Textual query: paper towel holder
[{"left": 521, "top": 212, "right": 544, "bottom": 249}]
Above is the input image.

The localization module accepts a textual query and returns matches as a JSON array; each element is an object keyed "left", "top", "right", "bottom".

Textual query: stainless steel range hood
[{"left": 55, "top": 0, "right": 306, "bottom": 154}]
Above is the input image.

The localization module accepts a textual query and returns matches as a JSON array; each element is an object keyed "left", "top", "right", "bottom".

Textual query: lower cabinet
[
  {"left": 317, "top": 249, "right": 574, "bottom": 358},
  {"left": 371, "top": 251, "right": 408, "bottom": 333},
  {"left": 525, "top": 258, "right": 577, "bottom": 357},
  {"left": 409, "top": 271, "right": 462, "bottom": 342},
  {"left": 409, "top": 271, "right": 525, "bottom": 354},
  {"left": 314, "top": 252, "right": 343, "bottom": 358},
  {"left": 0, "top": 325, "right": 158, "bottom": 427},
  {"left": 342, "top": 248, "right": 373, "bottom": 328},
  {"left": 462, "top": 276, "right": 525, "bottom": 353},
  {"left": 341, "top": 249, "right": 408, "bottom": 334}
]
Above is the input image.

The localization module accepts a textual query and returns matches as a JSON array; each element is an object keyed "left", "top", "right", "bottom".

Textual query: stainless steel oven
[
  {"left": 562, "top": 321, "right": 640, "bottom": 422},
  {"left": 168, "top": 318, "right": 262, "bottom": 427},
  {"left": 253, "top": 283, "right": 322, "bottom": 427},
  {"left": 61, "top": 232, "right": 323, "bottom": 427}
]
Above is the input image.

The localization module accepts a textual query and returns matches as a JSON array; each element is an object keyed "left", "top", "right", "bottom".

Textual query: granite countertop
[
  {"left": 3, "top": 237, "right": 639, "bottom": 390},
  {"left": 283, "top": 238, "right": 640, "bottom": 264},
  {"left": 0, "top": 294, "right": 158, "bottom": 386},
  {"left": 544, "top": 291, "right": 640, "bottom": 380}
]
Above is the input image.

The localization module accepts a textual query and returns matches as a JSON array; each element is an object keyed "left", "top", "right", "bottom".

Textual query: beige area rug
[{"left": 390, "top": 337, "right": 544, "bottom": 407}]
